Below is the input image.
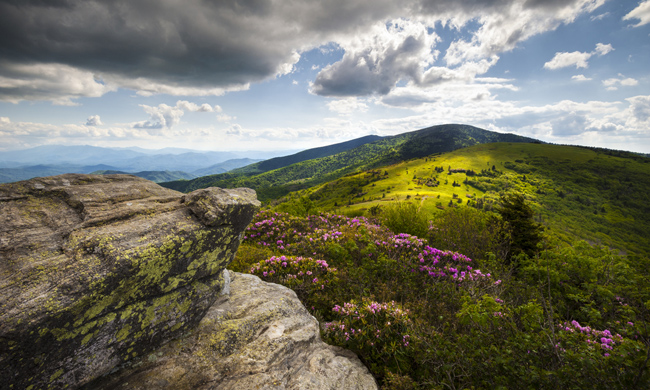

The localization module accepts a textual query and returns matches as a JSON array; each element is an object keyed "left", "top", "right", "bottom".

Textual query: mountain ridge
[{"left": 161, "top": 124, "right": 539, "bottom": 199}]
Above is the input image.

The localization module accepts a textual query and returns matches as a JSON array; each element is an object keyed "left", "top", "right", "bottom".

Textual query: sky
[{"left": 0, "top": 0, "right": 649, "bottom": 154}]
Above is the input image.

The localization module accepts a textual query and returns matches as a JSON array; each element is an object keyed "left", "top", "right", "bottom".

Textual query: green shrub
[{"left": 380, "top": 201, "right": 429, "bottom": 238}]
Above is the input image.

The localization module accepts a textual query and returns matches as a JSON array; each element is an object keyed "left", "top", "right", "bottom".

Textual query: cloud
[
  {"left": 0, "top": 117, "right": 10, "bottom": 124},
  {"left": 590, "top": 12, "right": 609, "bottom": 21},
  {"left": 176, "top": 101, "right": 219, "bottom": 113},
  {"left": 0, "top": 62, "right": 115, "bottom": 105},
  {"left": 544, "top": 51, "right": 592, "bottom": 69},
  {"left": 550, "top": 112, "right": 589, "bottom": 136},
  {"left": 226, "top": 124, "right": 244, "bottom": 136},
  {"left": 133, "top": 100, "right": 221, "bottom": 129},
  {"left": 544, "top": 43, "right": 613, "bottom": 70},
  {"left": 627, "top": 95, "right": 650, "bottom": 122},
  {"left": 85, "top": 115, "right": 103, "bottom": 126},
  {"left": 594, "top": 42, "right": 613, "bottom": 56},
  {"left": 623, "top": 0, "right": 650, "bottom": 27},
  {"left": 312, "top": 0, "right": 605, "bottom": 97},
  {"left": 311, "top": 20, "right": 439, "bottom": 97},
  {"left": 327, "top": 98, "right": 369, "bottom": 115},
  {"left": 572, "top": 74, "right": 592, "bottom": 81},
  {"left": 216, "top": 114, "right": 236, "bottom": 122},
  {"left": 378, "top": 77, "right": 517, "bottom": 110},
  {"left": 0, "top": 0, "right": 606, "bottom": 103},
  {"left": 602, "top": 74, "right": 639, "bottom": 90},
  {"left": 440, "top": 0, "right": 606, "bottom": 66}
]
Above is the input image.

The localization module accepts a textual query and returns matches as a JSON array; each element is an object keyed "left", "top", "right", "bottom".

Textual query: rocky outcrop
[
  {"left": 0, "top": 174, "right": 260, "bottom": 390},
  {"left": 85, "top": 271, "right": 378, "bottom": 390}
]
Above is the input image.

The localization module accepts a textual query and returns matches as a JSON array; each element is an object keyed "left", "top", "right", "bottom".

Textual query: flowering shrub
[
  {"left": 237, "top": 210, "right": 650, "bottom": 389},
  {"left": 249, "top": 255, "right": 339, "bottom": 313},
  {"left": 544, "top": 320, "right": 648, "bottom": 387},
  {"left": 323, "top": 299, "right": 414, "bottom": 380},
  {"left": 245, "top": 211, "right": 496, "bottom": 292}
]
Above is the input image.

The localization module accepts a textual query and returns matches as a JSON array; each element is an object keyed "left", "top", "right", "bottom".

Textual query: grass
[{"left": 279, "top": 143, "right": 650, "bottom": 258}]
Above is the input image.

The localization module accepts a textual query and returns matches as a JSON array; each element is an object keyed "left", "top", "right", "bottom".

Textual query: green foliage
[
  {"left": 380, "top": 201, "right": 429, "bottom": 238},
  {"left": 428, "top": 206, "right": 511, "bottom": 262},
  {"left": 274, "top": 195, "right": 317, "bottom": 217},
  {"left": 497, "top": 193, "right": 544, "bottom": 259}
]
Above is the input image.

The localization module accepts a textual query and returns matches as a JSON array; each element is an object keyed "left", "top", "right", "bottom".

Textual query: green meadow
[{"left": 279, "top": 142, "right": 650, "bottom": 258}]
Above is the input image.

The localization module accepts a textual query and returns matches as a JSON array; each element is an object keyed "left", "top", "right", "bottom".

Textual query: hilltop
[{"left": 161, "top": 124, "right": 538, "bottom": 198}]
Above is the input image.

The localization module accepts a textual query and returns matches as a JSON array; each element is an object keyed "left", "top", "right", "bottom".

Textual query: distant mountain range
[
  {"left": 161, "top": 124, "right": 539, "bottom": 199},
  {"left": 0, "top": 145, "right": 283, "bottom": 183}
]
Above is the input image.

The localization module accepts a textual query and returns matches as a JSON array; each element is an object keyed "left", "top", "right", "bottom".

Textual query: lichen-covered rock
[
  {"left": 85, "top": 271, "right": 378, "bottom": 390},
  {"left": 183, "top": 187, "right": 260, "bottom": 232},
  {"left": 0, "top": 174, "right": 260, "bottom": 390}
]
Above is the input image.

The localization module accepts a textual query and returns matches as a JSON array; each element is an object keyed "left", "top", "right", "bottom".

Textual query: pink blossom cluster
[
  {"left": 374, "top": 233, "right": 491, "bottom": 283},
  {"left": 249, "top": 255, "right": 337, "bottom": 291},
  {"left": 559, "top": 320, "right": 625, "bottom": 356},
  {"left": 324, "top": 299, "right": 411, "bottom": 350}
]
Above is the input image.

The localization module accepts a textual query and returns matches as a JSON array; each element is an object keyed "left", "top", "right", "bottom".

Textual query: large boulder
[
  {"left": 84, "top": 271, "right": 378, "bottom": 390},
  {"left": 0, "top": 174, "right": 260, "bottom": 390}
]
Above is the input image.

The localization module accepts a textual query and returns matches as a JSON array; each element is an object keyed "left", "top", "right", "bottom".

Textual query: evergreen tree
[{"left": 496, "top": 193, "right": 543, "bottom": 259}]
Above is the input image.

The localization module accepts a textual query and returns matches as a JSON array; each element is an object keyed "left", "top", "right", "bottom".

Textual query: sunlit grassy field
[{"left": 282, "top": 143, "right": 650, "bottom": 257}]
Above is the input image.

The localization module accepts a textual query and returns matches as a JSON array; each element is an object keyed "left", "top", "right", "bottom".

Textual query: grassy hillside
[
  {"left": 280, "top": 142, "right": 650, "bottom": 258},
  {"left": 161, "top": 124, "right": 537, "bottom": 199}
]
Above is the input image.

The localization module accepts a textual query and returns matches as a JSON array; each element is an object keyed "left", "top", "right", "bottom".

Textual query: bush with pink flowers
[{"left": 231, "top": 209, "right": 650, "bottom": 389}]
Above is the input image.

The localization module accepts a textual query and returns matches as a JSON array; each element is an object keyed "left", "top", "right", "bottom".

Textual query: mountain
[
  {"left": 161, "top": 124, "right": 538, "bottom": 199},
  {"left": 279, "top": 142, "right": 650, "bottom": 258},
  {"left": 0, "top": 145, "right": 145, "bottom": 167},
  {"left": 0, "top": 164, "right": 121, "bottom": 183},
  {"left": 91, "top": 170, "right": 198, "bottom": 183},
  {"left": 0, "top": 145, "right": 292, "bottom": 183},
  {"left": 192, "top": 158, "right": 263, "bottom": 176},
  {"left": 241, "top": 135, "right": 384, "bottom": 175}
]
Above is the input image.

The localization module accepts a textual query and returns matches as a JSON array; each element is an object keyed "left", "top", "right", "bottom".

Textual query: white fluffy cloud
[
  {"left": 626, "top": 95, "right": 650, "bottom": 123},
  {"left": 572, "top": 74, "right": 592, "bottom": 81},
  {"left": 544, "top": 43, "right": 613, "bottom": 70},
  {"left": 311, "top": 20, "right": 440, "bottom": 96},
  {"left": 602, "top": 74, "right": 639, "bottom": 90},
  {"left": 85, "top": 115, "right": 103, "bottom": 126},
  {"left": 544, "top": 51, "right": 592, "bottom": 69},
  {"left": 623, "top": 0, "right": 650, "bottom": 27},
  {"left": 133, "top": 100, "right": 223, "bottom": 130},
  {"left": 327, "top": 98, "right": 370, "bottom": 115},
  {"left": 441, "top": 0, "right": 606, "bottom": 66}
]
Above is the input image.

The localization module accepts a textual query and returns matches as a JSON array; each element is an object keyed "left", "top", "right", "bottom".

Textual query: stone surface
[
  {"left": 85, "top": 271, "right": 378, "bottom": 390},
  {"left": 0, "top": 174, "right": 260, "bottom": 390}
]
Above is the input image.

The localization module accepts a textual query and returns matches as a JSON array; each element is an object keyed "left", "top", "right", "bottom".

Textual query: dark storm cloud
[
  {"left": 0, "top": 0, "right": 601, "bottom": 102},
  {"left": 0, "top": 0, "right": 291, "bottom": 87}
]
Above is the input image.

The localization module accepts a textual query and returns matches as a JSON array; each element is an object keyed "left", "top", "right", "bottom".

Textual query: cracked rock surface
[
  {"left": 0, "top": 174, "right": 259, "bottom": 390},
  {"left": 86, "top": 271, "right": 378, "bottom": 390}
]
